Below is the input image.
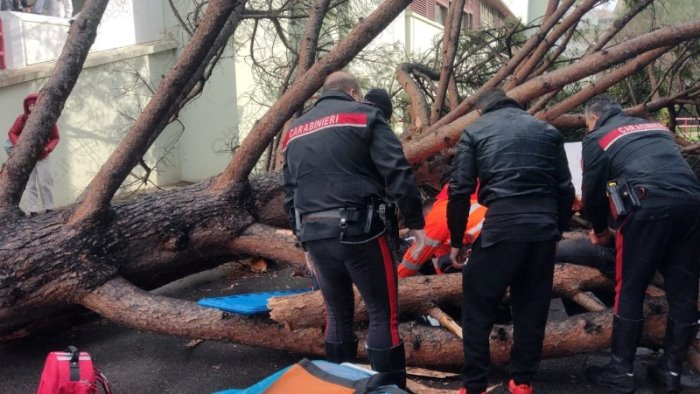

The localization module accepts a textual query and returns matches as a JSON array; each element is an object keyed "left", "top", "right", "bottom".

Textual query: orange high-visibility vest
[{"left": 398, "top": 186, "right": 486, "bottom": 278}]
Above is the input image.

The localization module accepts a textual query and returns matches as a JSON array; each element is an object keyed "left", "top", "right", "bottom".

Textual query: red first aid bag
[{"left": 36, "top": 346, "right": 111, "bottom": 394}]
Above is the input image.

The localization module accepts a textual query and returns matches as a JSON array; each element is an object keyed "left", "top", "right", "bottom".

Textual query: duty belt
[{"left": 303, "top": 208, "right": 363, "bottom": 222}]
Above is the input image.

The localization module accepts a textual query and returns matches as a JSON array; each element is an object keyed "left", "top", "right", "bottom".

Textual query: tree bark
[
  {"left": 0, "top": 173, "right": 292, "bottom": 339},
  {"left": 397, "top": 63, "right": 432, "bottom": 136},
  {"left": 430, "top": 0, "right": 465, "bottom": 125},
  {"left": 268, "top": 264, "right": 612, "bottom": 329},
  {"left": 76, "top": 277, "right": 676, "bottom": 369}
]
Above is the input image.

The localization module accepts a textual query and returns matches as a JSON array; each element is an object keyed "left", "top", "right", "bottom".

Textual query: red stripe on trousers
[
  {"left": 378, "top": 237, "right": 400, "bottom": 346},
  {"left": 614, "top": 226, "right": 625, "bottom": 314}
]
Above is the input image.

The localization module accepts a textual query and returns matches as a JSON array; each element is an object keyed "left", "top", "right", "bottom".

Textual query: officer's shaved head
[
  {"left": 584, "top": 95, "right": 622, "bottom": 118},
  {"left": 584, "top": 95, "right": 622, "bottom": 132},
  {"left": 323, "top": 71, "right": 362, "bottom": 100}
]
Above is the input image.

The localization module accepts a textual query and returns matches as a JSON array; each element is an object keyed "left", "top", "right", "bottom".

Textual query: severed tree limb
[
  {"left": 69, "top": 0, "right": 247, "bottom": 225},
  {"left": 447, "top": 75, "right": 460, "bottom": 110},
  {"left": 537, "top": 47, "right": 670, "bottom": 122},
  {"left": 569, "top": 292, "right": 607, "bottom": 312},
  {"left": 76, "top": 276, "right": 465, "bottom": 367},
  {"left": 295, "top": 0, "right": 331, "bottom": 77},
  {"left": 430, "top": 0, "right": 465, "bottom": 125},
  {"left": 213, "top": 0, "right": 414, "bottom": 188},
  {"left": 0, "top": 0, "right": 109, "bottom": 217},
  {"left": 426, "top": 306, "right": 463, "bottom": 339},
  {"left": 269, "top": 264, "right": 612, "bottom": 329},
  {"left": 403, "top": 20, "right": 700, "bottom": 165},
  {"left": 269, "top": 273, "right": 463, "bottom": 330},
  {"left": 78, "top": 276, "right": 327, "bottom": 354},
  {"left": 506, "top": 0, "right": 598, "bottom": 90}
]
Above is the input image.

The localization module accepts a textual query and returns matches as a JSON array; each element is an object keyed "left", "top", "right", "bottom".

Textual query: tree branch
[
  {"left": 430, "top": 0, "right": 464, "bottom": 124},
  {"left": 537, "top": 47, "right": 669, "bottom": 122},
  {"left": 397, "top": 63, "right": 432, "bottom": 136},
  {"left": 296, "top": 0, "right": 332, "bottom": 78}
]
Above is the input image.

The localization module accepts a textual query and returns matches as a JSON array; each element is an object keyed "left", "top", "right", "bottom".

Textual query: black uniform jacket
[
  {"left": 447, "top": 98, "right": 575, "bottom": 248},
  {"left": 283, "top": 91, "right": 425, "bottom": 242},
  {"left": 582, "top": 108, "right": 700, "bottom": 233}
]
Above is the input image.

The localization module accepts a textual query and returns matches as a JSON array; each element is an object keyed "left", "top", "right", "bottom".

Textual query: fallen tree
[{"left": 1, "top": 0, "right": 700, "bottom": 373}]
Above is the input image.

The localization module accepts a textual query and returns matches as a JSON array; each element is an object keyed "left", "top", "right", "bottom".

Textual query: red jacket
[{"left": 8, "top": 93, "right": 60, "bottom": 160}]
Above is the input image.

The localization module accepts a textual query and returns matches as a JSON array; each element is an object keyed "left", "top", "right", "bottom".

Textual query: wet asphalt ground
[{"left": 1, "top": 264, "right": 699, "bottom": 393}]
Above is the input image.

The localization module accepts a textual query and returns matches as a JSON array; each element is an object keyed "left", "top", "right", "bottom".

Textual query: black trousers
[
  {"left": 305, "top": 236, "right": 401, "bottom": 349},
  {"left": 614, "top": 199, "right": 700, "bottom": 323},
  {"left": 461, "top": 238, "right": 556, "bottom": 392}
]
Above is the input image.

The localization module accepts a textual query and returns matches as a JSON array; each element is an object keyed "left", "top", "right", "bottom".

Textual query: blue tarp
[{"left": 197, "top": 288, "right": 311, "bottom": 315}]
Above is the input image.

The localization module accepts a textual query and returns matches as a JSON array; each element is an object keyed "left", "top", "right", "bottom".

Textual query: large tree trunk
[
  {"left": 268, "top": 264, "right": 612, "bottom": 329},
  {"left": 78, "top": 276, "right": 684, "bottom": 369}
]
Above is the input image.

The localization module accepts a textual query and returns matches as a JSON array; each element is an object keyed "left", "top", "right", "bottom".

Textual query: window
[{"left": 462, "top": 12, "right": 473, "bottom": 31}]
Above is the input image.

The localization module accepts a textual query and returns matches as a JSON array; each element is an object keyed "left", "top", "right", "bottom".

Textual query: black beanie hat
[{"left": 364, "top": 88, "right": 393, "bottom": 120}]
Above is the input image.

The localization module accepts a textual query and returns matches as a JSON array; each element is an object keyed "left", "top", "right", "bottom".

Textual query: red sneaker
[{"left": 508, "top": 379, "right": 533, "bottom": 394}]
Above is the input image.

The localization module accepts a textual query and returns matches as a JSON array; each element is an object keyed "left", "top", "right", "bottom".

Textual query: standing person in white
[{"left": 8, "top": 93, "right": 60, "bottom": 216}]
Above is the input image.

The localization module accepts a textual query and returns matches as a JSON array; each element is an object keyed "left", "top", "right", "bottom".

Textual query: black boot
[
  {"left": 365, "top": 342, "right": 406, "bottom": 390},
  {"left": 325, "top": 337, "right": 359, "bottom": 363},
  {"left": 647, "top": 318, "right": 699, "bottom": 393},
  {"left": 585, "top": 315, "right": 643, "bottom": 393}
]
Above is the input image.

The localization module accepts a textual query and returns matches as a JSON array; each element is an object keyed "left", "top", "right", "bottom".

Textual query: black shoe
[
  {"left": 647, "top": 362, "right": 681, "bottom": 393},
  {"left": 647, "top": 318, "right": 699, "bottom": 393},
  {"left": 325, "top": 337, "right": 359, "bottom": 363},
  {"left": 585, "top": 356, "right": 636, "bottom": 393},
  {"left": 366, "top": 342, "right": 406, "bottom": 390},
  {"left": 585, "top": 315, "right": 643, "bottom": 393}
]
